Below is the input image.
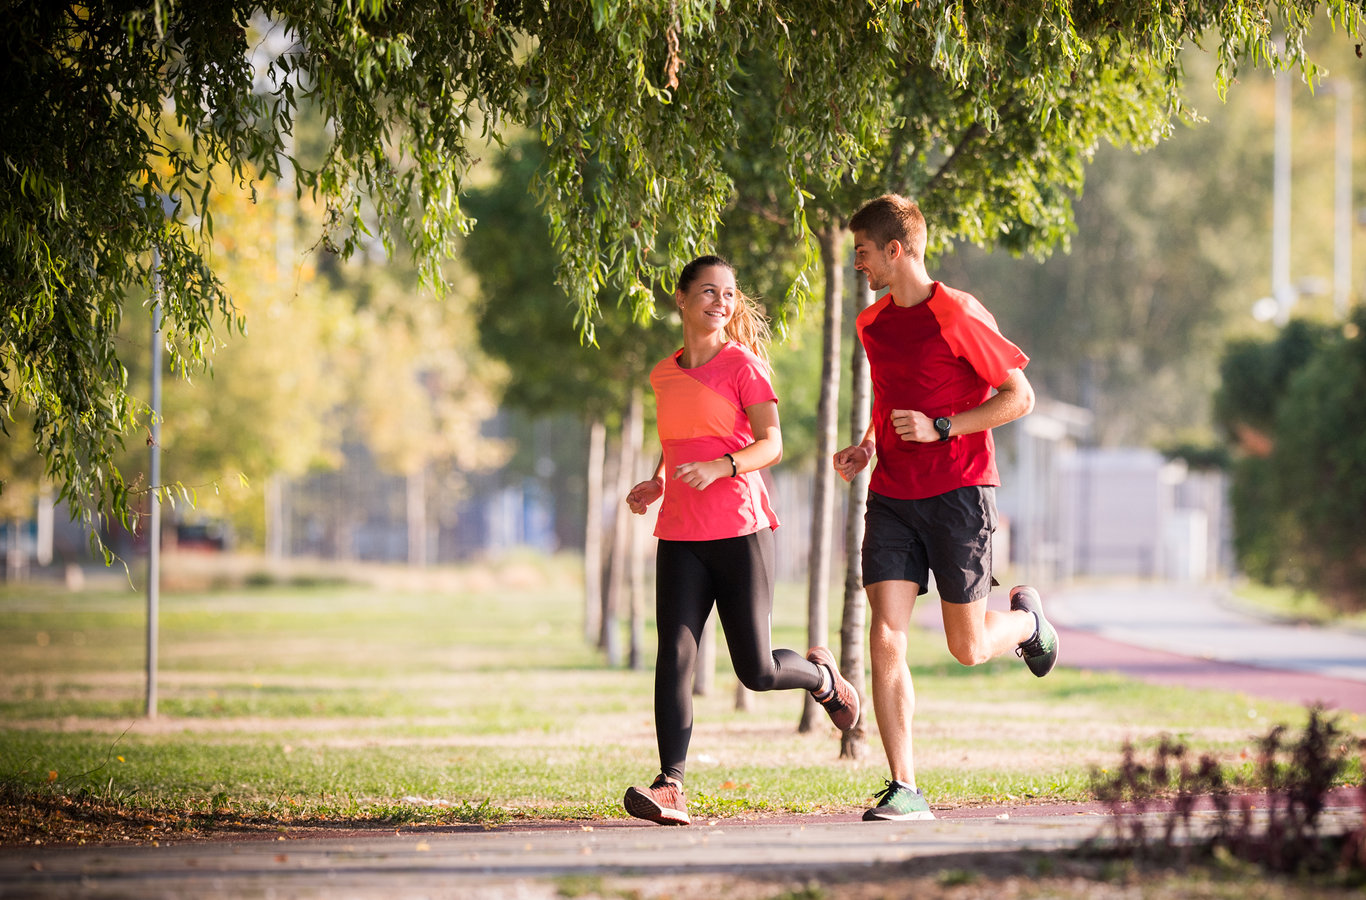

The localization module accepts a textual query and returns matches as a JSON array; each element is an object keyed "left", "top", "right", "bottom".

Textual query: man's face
[{"left": 852, "top": 232, "right": 892, "bottom": 292}]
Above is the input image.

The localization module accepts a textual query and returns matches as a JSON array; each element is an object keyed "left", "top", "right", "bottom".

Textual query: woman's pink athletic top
[{"left": 648, "top": 342, "right": 780, "bottom": 541}]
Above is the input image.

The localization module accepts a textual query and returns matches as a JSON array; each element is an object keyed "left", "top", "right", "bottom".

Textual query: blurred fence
[{"left": 11, "top": 403, "right": 1229, "bottom": 587}]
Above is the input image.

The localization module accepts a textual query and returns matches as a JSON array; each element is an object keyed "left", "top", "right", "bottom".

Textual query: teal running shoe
[
  {"left": 863, "top": 780, "right": 935, "bottom": 821},
  {"left": 1011, "top": 585, "right": 1059, "bottom": 677}
]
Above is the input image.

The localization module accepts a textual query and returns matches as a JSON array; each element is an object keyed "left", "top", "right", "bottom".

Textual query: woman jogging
[{"left": 621, "top": 255, "right": 859, "bottom": 826}]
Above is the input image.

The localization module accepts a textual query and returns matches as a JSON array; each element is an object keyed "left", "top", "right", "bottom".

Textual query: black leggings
[{"left": 654, "top": 528, "right": 824, "bottom": 784}]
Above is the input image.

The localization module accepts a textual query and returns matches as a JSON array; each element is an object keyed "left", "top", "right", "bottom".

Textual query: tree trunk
[
  {"left": 799, "top": 224, "right": 844, "bottom": 733},
  {"left": 406, "top": 466, "right": 427, "bottom": 568},
  {"left": 333, "top": 476, "right": 355, "bottom": 561},
  {"left": 265, "top": 473, "right": 287, "bottom": 562},
  {"left": 5, "top": 518, "right": 25, "bottom": 582},
  {"left": 629, "top": 513, "right": 648, "bottom": 670},
  {"left": 841, "top": 254, "right": 874, "bottom": 761},
  {"left": 35, "top": 486, "right": 53, "bottom": 567},
  {"left": 584, "top": 418, "right": 607, "bottom": 644},
  {"left": 598, "top": 430, "right": 620, "bottom": 650},
  {"left": 626, "top": 389, "right": 648, "bottom": 670},
  {"left": 605, "top": 387, "right": 644, "bottom": 667}
]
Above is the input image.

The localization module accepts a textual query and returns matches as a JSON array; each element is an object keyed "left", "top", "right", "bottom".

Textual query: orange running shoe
[
  {"left": 806, "top": 646, "right": 860, "bottom": 732},
  {"left": 623, "top": 774, "right": 690, "bottom": 825}
]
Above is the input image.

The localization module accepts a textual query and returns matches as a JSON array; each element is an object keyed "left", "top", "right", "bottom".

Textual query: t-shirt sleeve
[
  {"left": 733, "top": 352, "right": 779, "bottom": 409},
  {"left": 945, "top": 300, "right": 1029, "bottom": 388}
]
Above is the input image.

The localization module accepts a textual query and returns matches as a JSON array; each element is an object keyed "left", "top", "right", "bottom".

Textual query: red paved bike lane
[{"left": 1056, "top": 624, "right": 1366, "bottom": 716}]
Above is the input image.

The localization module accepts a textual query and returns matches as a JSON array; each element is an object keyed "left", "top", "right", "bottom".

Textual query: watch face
[{"left": 934, "top": 417, "right": 951, "bottom": 439}]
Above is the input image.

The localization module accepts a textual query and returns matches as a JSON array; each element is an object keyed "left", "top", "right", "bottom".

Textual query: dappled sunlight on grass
[{"left": 2, "top": 556, "right": 1363, "bottom": 838}]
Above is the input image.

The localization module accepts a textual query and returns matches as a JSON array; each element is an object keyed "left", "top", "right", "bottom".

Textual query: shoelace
[
  {"left": 870, "top": 779, "right": 897, "bottom": 804},
  {"left": 818, "top": 689, "right": 847, "bottom": 710},
  {"left": 1016, "top": 614, "right": 1045, "bottom": 656},
  {"left": 650, "top": 775, "right": 682, "bottom": 797}
]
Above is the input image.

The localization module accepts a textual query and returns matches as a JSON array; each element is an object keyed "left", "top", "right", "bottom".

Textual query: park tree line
[
  {"left": 0, "top": 102, "right": 508, "bottom": 566},
  {"left": 3, "top": 3, "right": 1366, "bottom": 748},
  {"left": 3, "top": 1, "right": 1359, "bottom": 535}
]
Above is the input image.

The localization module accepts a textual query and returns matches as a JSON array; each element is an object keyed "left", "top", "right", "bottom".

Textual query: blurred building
[{"left": 996, "top": 401, "right": 1232, "bottom": 585}]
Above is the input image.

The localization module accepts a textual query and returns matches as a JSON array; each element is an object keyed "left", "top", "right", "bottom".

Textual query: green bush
[
  {"left": 1216, "top": 312, "right": 1366, "bottom": 612},
  {"left": 1273, "top": 314, "right": 1366, "bottom": 612}
]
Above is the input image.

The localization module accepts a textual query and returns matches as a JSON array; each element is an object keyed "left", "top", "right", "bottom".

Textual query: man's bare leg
[
  {"left": 940, "top": 596, "right": 1035, "bottom": 667},
  {"left": 866, "top": 579, "right": 920, "bottom": 785}
]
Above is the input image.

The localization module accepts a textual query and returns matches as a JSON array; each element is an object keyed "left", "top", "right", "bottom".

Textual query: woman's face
[{"left": 676, "top": 265, "right": 737, "bottom": 335}]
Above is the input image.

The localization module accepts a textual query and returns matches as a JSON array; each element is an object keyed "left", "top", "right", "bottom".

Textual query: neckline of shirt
[{"left": 674, "top": 340, "right": 734, "bottom": 370}]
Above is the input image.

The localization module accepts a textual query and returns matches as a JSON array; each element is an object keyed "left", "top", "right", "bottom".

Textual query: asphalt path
[
  {"left": 911, "top": 580, "right": 1366, "bottom": 714},
  {"left": 0, "top": 813, "right": 1114, "bottom": 899},
  {"left": 3, "top": 579, "right": 1364, "bottom": 899},
  {"left": 1046, "top": 581, "right": 1366, "bottom": 714},
  {"left": 4, "top": 799, "right": 1362, "bottom": 899}
]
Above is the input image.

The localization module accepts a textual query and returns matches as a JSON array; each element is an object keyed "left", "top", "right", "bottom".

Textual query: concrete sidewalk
[
  {"left": 4, "top": 799, "right": 1361, "bottom": 899},
  {"left": 0, "top": 812, "right": 1110, "bottom": 899},
  {"left": 911, "top": 580, "right": 1366, "bottom": 713},
  {"left": 1050, "top": 581, "right": 1366, "bottom": 683},
  {"left": 1047, "top": 581, "right": 1366, "bottom": 714}
]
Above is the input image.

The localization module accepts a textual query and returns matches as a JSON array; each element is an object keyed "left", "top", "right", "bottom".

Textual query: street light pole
[
  {"left": 1273, "top": 68, "right": 1295, "bottom": 325},
  {"left": 1332, "top": 79, "right": 1353, "bottom": 320},
  {"left": 146, "top": 244, "right": 163, "bottom": 719},
  {"left": 142, "top": 191, "right": 175, "bottom": 720}
]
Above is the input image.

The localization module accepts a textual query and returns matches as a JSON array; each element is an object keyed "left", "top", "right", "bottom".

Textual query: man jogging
[{"left": 833, "top": 194, "right": 1059, "bottom": 822}]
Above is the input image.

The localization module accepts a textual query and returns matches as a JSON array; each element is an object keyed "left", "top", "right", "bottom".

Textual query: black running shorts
[{"left": 861, "top": 486, "right": 999, "bottom": 603}]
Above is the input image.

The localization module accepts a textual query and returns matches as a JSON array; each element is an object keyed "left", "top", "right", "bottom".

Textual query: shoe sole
[
  {"left": 623, "top": 787, "right": 690, "bottom": 825},
  {"left": 862, "top": 808, "right": 936, "bottom": 822},
  {"left": 1009, "top": 585, "right": 1043, "bottom": 617}
]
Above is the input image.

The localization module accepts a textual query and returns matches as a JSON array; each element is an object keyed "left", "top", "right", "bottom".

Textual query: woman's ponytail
[{"left": 725, "top": 292, "right": 772, "bottom": 372}]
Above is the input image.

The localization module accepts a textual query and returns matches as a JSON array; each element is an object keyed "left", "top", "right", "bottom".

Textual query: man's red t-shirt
[{"left": 856, "top": 282, "right": 1029, "bottom": 500}]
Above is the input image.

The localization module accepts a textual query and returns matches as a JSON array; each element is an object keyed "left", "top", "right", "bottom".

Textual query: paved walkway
[
  {"left": 1047, "top": 581, "right": 1366, "bottom": 714},
  {"left": 4, "top": 579, "right": 1364, "bottom": 898},
  {"left": 0, "top": 813, "right": 1114, "bottom": 899},
  {"left": 4, "top": 799, "right": 1361, "bottom": 899},
  {"left": 912, "top": 580, "right": 1366, "bottom": 714}
]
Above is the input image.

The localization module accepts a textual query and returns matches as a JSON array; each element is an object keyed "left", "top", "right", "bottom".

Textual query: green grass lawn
[{"left": 1, "top": 554, "right": 1360, "bottom": 831}]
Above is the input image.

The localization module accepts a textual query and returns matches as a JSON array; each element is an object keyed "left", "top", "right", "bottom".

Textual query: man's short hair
[{"left": 850, "top": 194, "right": 926, "bottom": 260}]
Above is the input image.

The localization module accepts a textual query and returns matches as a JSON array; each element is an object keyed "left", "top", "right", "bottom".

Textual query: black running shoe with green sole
[
  {"left": 863, "top": 780, "right": 935, "bottom": 821},
  {"left": 1011, "top": 585, "right": 1058, "bottom": 677}
]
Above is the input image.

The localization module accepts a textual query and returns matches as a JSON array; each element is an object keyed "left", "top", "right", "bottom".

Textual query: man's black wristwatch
[{"left": 933, "top": 416, "right": 952, "bottom": 441}]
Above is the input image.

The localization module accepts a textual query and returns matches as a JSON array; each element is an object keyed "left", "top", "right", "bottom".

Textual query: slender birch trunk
[
  {"left": 605, "top": 388, "right": 643, "bottom": 667},
  {"left": 799, "top": 224, "right": 844, "bottom": 733},
  {"left": 841, "top": 252, "right": 874, "bottom": 760},
  {"left": 584, "top": 418, "right": 607, "bottom": 645}
]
